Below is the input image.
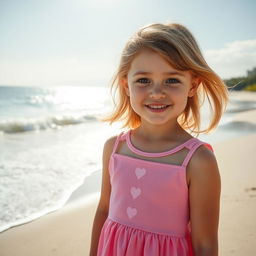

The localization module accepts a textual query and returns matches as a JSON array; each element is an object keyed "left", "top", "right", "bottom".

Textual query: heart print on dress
[
  {"left": 130, "top": 187, "right": 141, "bottom": 199},
  {"left": 135, "top": 167, "right": 146, "bottom": 179},
  {"left": 127, "top": 207, "right": 137, "bottom": 219}
]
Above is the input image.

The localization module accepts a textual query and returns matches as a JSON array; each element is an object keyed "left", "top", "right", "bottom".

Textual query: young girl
[{"left": 90, "top": 23, "right": 228, "bottom": 256}]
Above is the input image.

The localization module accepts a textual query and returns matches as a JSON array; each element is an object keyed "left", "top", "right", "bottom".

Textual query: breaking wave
[{"left": 0, "top": 113, "right": 99, "bottom": 134}]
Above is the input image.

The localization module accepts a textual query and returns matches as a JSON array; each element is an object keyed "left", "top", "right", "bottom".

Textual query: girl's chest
[{"left": 110, "top": 154, "right": 188, "bottom": 193}]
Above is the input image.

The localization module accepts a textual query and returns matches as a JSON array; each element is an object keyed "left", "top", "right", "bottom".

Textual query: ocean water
[
  {"left": 0, "top": 85, "right": 117, "bottom": 232},
  {"left": 0, "top": 85, "right": 256, "bottom": 233},
  {"left": 0, "top": 85, "right": 111, "bottom": 133}
]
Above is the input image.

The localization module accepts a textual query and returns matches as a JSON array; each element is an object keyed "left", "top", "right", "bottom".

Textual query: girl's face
[{"left": 123, "top": 48, "right": 198, "bottom": 127}]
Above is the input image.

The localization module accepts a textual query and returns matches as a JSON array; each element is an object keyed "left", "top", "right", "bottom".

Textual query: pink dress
[{"left": 97, "top": 131, "right": 213, "bottom": 256}]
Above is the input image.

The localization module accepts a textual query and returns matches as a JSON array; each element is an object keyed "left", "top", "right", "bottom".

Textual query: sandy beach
[{"left": 0, "top": 93, "right": 256, "bottom": 256}]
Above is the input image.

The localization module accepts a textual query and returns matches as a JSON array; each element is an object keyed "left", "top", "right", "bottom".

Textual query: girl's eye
[
  {"left": 135, "top": 78, "right": 151, "bottom": 87},
  {"left": 166, "top": 78, "right": 180, "bottom": 84},
  {"left": 136, "top": 78, "right": 150, "bottom": 84}
]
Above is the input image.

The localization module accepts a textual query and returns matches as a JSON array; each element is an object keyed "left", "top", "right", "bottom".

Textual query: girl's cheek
[
  {"left": 131, "top": 86, "right": 147, "bottom": 94},
  {"left": 168, "top": 85, "right": 186, "bottom": 93}
]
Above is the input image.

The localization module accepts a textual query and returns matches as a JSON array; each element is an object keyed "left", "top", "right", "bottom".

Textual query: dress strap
[
  {"left": 111, "top": 132, "right": 126, "bottom": 154},
  {"left": 182, "top": 139, "right": 214, "bottom": 168},
  {"left": 126, "top": 130, "right": 196, "bottom": 158}
]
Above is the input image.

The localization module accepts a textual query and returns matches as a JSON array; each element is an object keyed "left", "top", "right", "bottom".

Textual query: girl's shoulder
[
  {"left": 103, "top": 131, "right": 126, "bottom": 156},
  {"left": 187, "top": 142, "right": 219, "bottom": 180},
  {"left": 103, "top": 135, "right": 118, "bottom": 154},
  {"left": 104, "top": 135, "right": 118, "bottom": 147},
  {"left": 103, "top": 131, "right": 127, "bottom": 154},
  {"left": 191, "top": 141, "right": 216, "bottom": 164}
]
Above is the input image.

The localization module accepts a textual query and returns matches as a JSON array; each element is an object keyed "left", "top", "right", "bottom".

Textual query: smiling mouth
[{"left": 145, "top": 104, "right": 171, "bottom": 111}]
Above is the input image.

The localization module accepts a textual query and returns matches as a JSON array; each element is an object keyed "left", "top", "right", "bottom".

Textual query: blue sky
[{"left": 0, "top": 0, "right": 255, "bottom": 86}]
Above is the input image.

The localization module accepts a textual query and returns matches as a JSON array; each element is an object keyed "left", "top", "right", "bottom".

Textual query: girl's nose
[{"left": 149, "top": 84, "right": 166, "bottom": 99}]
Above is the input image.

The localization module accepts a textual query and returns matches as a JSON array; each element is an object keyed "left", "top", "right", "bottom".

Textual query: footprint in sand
[
  {"left": 245, "top": 187, "right": 256, "bottom": 197},
  {"left": 245, "top": 187, "right": 256, "bottom": 192}
]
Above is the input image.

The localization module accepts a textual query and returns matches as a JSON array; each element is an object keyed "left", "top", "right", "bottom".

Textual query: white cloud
[{"left": 204, "top": 39, "right": 256, "bottom": 79}]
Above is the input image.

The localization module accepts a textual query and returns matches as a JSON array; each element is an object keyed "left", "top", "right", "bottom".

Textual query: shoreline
[
  {"left": 65, "top": 170, "right": 102, "bottom": 206},
  {"left": 0, "top": 170, "right": 102, "bottom": 234}
]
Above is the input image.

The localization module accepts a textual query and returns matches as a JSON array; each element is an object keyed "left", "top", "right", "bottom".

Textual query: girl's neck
[{"left": 134, "top": 121, "right": 191, "bottom": 142}]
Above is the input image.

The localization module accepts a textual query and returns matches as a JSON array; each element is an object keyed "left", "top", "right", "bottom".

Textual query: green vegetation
[
  {"left": 244, "top": 84, "right": 256, "bottom": 92},
  {"left": 224, "top": 67, "right": 256, "bottom": 91}
]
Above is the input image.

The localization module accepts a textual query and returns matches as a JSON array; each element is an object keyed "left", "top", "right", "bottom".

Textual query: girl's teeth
[{"left": 148, "top": 105, "right": 168, "bottom": 109}]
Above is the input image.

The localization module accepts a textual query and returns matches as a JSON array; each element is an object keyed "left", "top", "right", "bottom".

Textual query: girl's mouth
[{"left": 145, "top": 104, "right": 171, "bottom": 112}]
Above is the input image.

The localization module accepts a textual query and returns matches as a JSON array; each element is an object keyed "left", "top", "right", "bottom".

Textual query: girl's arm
[
  {"left": 89, "top": 136, "right": 116, "bottom": 256},
  {"left": 187, "top": 146, "right": 221, "bottom": 256}
]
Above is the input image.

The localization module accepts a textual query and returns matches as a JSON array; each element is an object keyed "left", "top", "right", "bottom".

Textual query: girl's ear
[
  {"left": 121, "top": 77, "right": 130, "bottom": 96},
  {"left": 188, "top": 76, "right": 201, "bottom": 97}
]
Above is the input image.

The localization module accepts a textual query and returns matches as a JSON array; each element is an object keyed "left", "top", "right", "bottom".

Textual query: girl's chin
[{"left": 141, "top": 118, "right": 174, "bottom": 126}]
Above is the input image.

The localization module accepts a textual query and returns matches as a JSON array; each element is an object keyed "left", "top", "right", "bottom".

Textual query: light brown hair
[{"left": 104, "top": 23, "right": 229, "bottom": 133}]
